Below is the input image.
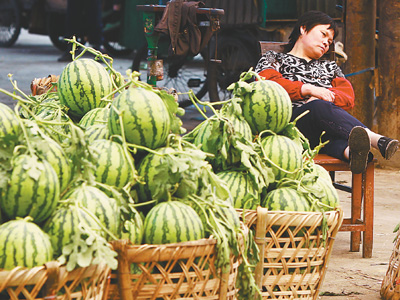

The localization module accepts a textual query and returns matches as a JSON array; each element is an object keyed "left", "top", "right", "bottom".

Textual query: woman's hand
[{"left": 301, "top": 83, "right": 336, "bottom": 103}]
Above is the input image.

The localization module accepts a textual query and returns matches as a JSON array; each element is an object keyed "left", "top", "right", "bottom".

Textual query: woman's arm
[
  {"left": 259, "top": 69, "right": 355, "bottom": 111},
  {"left": 329, "top": 77, "right": 355, "bottom": 110}
]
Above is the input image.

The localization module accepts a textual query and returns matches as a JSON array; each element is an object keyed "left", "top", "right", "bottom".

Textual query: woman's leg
[
  {"left": 291, "top": 100, "right": 399, "bottom": 172},
  {"left": 291, "top": 99, "right": 365, "bottom": 159}
]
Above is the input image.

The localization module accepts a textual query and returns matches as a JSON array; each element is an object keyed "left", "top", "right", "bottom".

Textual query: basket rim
[{"left": 0, "top": 262, "right": 109, "bottom": 288}]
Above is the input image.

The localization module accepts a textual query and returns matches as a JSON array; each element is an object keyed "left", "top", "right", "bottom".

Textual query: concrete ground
[{"left": 2, "top": 30, "right": 400, "bottom": 300}]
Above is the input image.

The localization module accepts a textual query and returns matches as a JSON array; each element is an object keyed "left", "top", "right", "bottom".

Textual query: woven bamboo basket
[
  {"left": 106, "top": 229, "right": 246, "bottom": 300},
  {"left": 381, "top": 229, "right": 400, "bottom": 300},
  {"left": 238, "top": 206, "right": 343, "bottom": 300},
  {"left": 0, "top": 261, "right": 110, "bottom": 300}
]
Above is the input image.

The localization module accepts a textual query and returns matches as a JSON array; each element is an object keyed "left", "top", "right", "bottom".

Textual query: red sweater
[{"left": 258, "top": 68, "right": 355, "bottom": 111}]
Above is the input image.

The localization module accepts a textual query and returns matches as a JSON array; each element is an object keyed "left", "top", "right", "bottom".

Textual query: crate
[
  {"left": 239, "top": 207, "right": 343, "bottom": 299},
  {"left": 381, "top": 229, "right": 400, "bottom": 299},
  {"left": 106, "top": 231, "right": 246, "bottom": 300},
  {"left": 0, "top": 262, "right": 110, "bottom": 299}
]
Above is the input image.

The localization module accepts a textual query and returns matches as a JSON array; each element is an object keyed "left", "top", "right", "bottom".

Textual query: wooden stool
[{"left": 314, "top": 154, "right": 375, "bottom": 258}]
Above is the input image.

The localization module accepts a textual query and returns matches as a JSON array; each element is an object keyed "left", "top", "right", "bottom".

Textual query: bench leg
[
  {"left": 362, "top": 162, "right": 374, "bottom": 258},
  {"left": 350, "top": 173, "right": 362, "bottom": 252}
]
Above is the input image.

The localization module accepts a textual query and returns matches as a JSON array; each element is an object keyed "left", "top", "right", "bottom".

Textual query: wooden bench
[{"left": 259, "top": 41, "right": 375, "bottom": 258}]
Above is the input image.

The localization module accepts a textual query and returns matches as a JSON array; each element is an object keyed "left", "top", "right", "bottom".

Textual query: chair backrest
[{"left": 259, "top": 41, "right": 336, "bottom": 61}]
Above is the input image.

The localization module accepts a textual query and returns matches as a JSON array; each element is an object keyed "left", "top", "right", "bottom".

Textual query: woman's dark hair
[{"left": 283, "top": 10, "right": 338, "bottom": 52}]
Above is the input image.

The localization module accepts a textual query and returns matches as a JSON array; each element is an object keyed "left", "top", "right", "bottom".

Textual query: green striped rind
[
  {"left": 120, "top": 209, "right": 144, "bottom": 244},
  {"left": 79, "top": 107, "right": 110, "bottom": 129},
  {"left": 63, "top": 185, "right": 120, "bottom": 236},
  {"left": 242, "top": 80, "right": 292, "bottom": 134},
  {"left": 58, "top": 59, "right": 113, "bottom": 118},
  {"left": 261, "top": 134, "right": 303, "bottom": 182},
  {"left": 217, "top": 170, "right": 259, "bottom": 209},
  {"left": 314, "top": 177, "right": 340, "bottom": 211},
  {"left": 35, "top": 137, "right": 72, "bottom": 193},
  {"left": 43, "top": 205, "right": 101, "bottom": 256},
  {"left": 0, "top": 102, "right": 21, "bottom": 141},
  {"left": 32, "top": 100, "right": 71, "bottom": 144},
  {"left": 262, "top": 187, "right": 311, "bottom": 211},
  {"left": 108, "top": 88, "right": 170, "bottom": 150},
  {"left": 89, "top": 139, "right": 134, "bottom": 189},
  {"left": 228, "top": 115, "right": 253, "bottom": 142},
  {"left": 0, "top": 219, "right": 53, "bottom": 270},
  {"left": 85, "top": 124, "right": 110, "bottom": 143},
  {"left": 143, "top": 201, "right": 204, "bottom": 244},
  {"left": 0, "top": 155, "right": 60, "bottom": 223},
  {"left": 312, "top": 164, "right": 332, "bottom": 183}
]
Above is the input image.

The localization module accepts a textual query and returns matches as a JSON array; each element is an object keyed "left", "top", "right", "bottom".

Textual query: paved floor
[{"left": 2, "top": 30, "right": 400, "bottom": 300}]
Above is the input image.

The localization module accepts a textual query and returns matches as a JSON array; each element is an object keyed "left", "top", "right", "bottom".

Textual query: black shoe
[
  {"left": 378, "top": 137, "right": 399, "bottom": 160},
  {"left": 349, "top": 126, "right": 371, "bottom": 174}
]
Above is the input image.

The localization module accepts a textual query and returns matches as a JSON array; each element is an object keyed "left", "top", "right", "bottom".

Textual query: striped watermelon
[
  {"left": 241, "top": 80, "right": 292, "bottom": 134},
  {"left": 63, "top": 185, "right": 120, "bottom": 236},
  {"left": 108, "top": 87, "right": 170, "bottom": 150},
  {"left": 261, "top": 187, "right": 311, "bottom": 211},
  {"left": 0, "top": 102, "right": 21, "bottom": 143},
  {"left": 303, "top": 176, "right": 340, "bottom": 211},
  {"left": 0, "top": 218, "right": 53, "bottom": 270},
  {"left": 312, "top": 163, "right": 332, "bottom": 183},
  {"left": 58, "top": 59, "right": 113, "bottom": 118},
  {"left": 120, "top": 209, "right": 144, "bottom": 244},
  {"left": 33, "top": 136, "right": 72, "bottom": 193},
  {"left": 85, "top": 124, "right": 110, "bottom": 143},
  {"left": 143, "top": 201, "right": 204, "bottom": 244},
  {"left": 0, "top": 154, "right": 60, "bottom": 223},
  {"left": 79, "top": 107, "right": 110, "bottom": 129},
  {"left": 136, "top": 147, "right": 200, "bottom": 203},
  {"left": 217, "top": 170, "right": 260, "bottom": 209},
  {"left": 89, "top": 139, "right": 134, "bottom": 189},
  {"left": 261, "top": 134, "right": 303, "bottom": 182},
  {"left": 43, "top": 205, "right": 101, "bottom": 256},
  {"left": 31, "top": 100, "right": 71, "bottom": 144}
]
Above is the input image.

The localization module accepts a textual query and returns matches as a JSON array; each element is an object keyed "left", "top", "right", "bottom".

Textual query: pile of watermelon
[{"left": 0, "top": 48, "right": 340, "bottom": 299}]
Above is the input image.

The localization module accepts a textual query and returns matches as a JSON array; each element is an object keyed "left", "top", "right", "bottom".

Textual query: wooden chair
[{"left": 259, "top": 41, "right": 375, "bottom": 258}]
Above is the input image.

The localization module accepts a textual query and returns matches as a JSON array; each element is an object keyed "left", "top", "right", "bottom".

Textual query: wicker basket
[
  {"left": 381, "top": 229, "right": 400, "bottom": 300},
  {"left": 238, "top": 206, "right": 343, "bottom": 300},
  {"left": 106, "top": 231, "right": 246, "bottom": 300},
  {"left": 0, "top": 261, "right": 110, "bottom": 300}
]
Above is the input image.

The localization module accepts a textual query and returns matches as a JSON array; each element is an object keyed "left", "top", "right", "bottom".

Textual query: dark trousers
[
  {"left": 66, "top": 0, "right": 103, "bottom": 46},
  {"left": 291, "top": 100, "right": 366, "bottom": 160}
]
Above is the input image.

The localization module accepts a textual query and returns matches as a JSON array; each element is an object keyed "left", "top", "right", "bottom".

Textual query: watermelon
[
  {"left": 217, "top": 170, "right": 259, "bottom": 209},
  {"left": 85, "top": 124, "right": 110, "bottom": 143},
  {"left": 143, "top": 201, "right": 204, "bottom": 244},
  {"left": 0, "top": 154, "right": 60, "bottom": 223},
  {"left": 108, "top": 87, "right": 170, "bottom": 150},
  {"left": 0, "top": 102, "right": 21, "bottom": 143},
  {"left": 136, "top": 147, "right": 201, "bottom": 203},
  {"left": 120, "top": 209, "right": 144, "bottom": 244},
  {"left": 43, "top": 205, "right": 101, "bottom": 256},
  {"left": 63, "top": 185, "right": 120, "bottom": 236},
  {"left": 312, "top": 163, "right": 332, "bottom": 183},
  {"left": 261, "top": 134, "right": 303, "bottom": 182},
  {"left": 79, "top": 107, "right": 110, "bottom": 129},
  {"left": 305, "top": 176, "right": 340, "bottom": 211},
  {"left": 89, "top": 139, "right": 134, "bottom": 189},
  {"left": 0, "top": 218, "right": 53, "bottom": 270},
  {"left": 58, "top": 59, "right": 113, "bottom": 118},
  {"left": 241, "top": 79, "right": 292, "bottom": 134},
  {"left": 261, "top": 187, "right": 311, "bottom": 211},
  {"left": 33, "top": 137, "right": 72, "bottom": 193}
]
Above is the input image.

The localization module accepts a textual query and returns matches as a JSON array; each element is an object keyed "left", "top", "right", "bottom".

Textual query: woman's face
[{"left": 299, "top": 24, "right": 334, "bottom": 60}]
